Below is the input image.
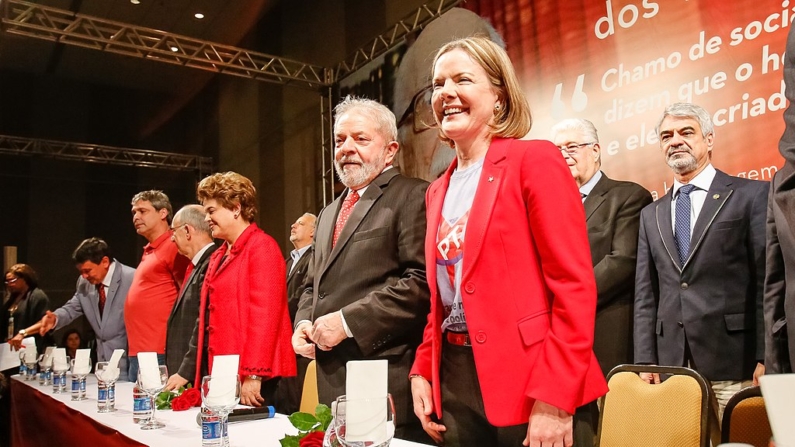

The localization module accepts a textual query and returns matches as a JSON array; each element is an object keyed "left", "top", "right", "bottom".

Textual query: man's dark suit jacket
[
  {"left": 286, "top": 247, "right": 312, "bottom": 325},
  {"left": 635, "top": 169, "right": 768, "bottom": 381},
  {"left": 295, "top": 168, "right": 429, "bottom": 431},
  {"left": 166, "top": 243, "right": 217, "bottom": 381},
  {"left": 584, "top": 173, "right": 652, "bottom": 376},
  {"left": 768, "top": 25, "right": 795, "bottom": 374},
  {"left": 275, "top": 246, "right": 314, "bottom": 414}
]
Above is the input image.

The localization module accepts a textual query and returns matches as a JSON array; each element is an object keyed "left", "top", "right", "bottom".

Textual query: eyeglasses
[
  {"left": 169, "top": 223, "right": 188, "bottom": 240},
  {"left": 558, "top": 142, "right": 595, "bottom": 156},
  {"left": 397, "top": 85, "right": 436, "bottom": 133},
  {"left": 4, "top": 277, "right": 19, "bottom": 285}
]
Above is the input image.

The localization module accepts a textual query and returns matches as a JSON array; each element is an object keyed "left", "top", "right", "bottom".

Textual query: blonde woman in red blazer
[
  {"left": 193, "top": 172, "right": 296, "bottom": 406},
  {"left": 409, "top": 37, "right": 607, "bottom": 447}
]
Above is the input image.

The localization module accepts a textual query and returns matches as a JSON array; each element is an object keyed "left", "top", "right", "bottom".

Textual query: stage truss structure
[{"left": 0, "top": 0, "right": 461, "bottom": 202}]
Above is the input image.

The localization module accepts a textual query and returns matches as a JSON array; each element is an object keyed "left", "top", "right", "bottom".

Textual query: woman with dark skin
[{"left": 4, "top": 264, "right": 52, "bottom": 355}]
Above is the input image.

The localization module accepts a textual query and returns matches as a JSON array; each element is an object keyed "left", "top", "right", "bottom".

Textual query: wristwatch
[
  {"left": 247, "top": 375, "right": 262, "bottom": 381},
  {"left": 18, "top": 329, "right": 27, "bottom": 337}
]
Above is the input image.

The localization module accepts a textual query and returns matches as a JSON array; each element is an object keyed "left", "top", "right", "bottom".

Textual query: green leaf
[
  {"left": 279, "top": 434, "right": 301, "bottom": 447},
  {"left": 315, "top": 404, "right": 333, "bottom": 431},
  {"left": 155, "top": 390, "right": 175, "bottom": 410},
  {"left": 288, "top": 412, "right": 320, "bottom": 431}
]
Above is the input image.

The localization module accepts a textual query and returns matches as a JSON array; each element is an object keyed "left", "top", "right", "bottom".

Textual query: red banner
[{"left": 468, "top": 0, "right": 789, "bottom": 198}]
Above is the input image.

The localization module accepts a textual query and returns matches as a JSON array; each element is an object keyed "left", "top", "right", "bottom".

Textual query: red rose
[
  {"left": 299, "top": 431, "right": 325, "bottom": 447},
  {"left": 181, "top": 387, "right": 202, "bottom": 407},
  {"left": 171, "top": 396, "right": 191, "bottom": 411}
]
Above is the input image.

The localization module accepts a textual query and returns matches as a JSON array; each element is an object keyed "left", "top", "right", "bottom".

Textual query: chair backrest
[
  {"left": 597, "top": 364, "right": 711, "bottom": 447},
  {"left": 299, "top": 359, "right": 319, "bottom": 414},
  {"left": 721, "top": 386, "right": 772, "bottom": 447}
]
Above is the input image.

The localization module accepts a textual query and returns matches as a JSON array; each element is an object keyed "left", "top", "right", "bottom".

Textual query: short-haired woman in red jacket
[{"left": 194, "top": 171, "right": 296, "bottom": 406}]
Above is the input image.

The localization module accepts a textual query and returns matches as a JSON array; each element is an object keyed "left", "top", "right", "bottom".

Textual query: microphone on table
[{"left": 195, "top": 405, "right": 276, "bottom": 425}]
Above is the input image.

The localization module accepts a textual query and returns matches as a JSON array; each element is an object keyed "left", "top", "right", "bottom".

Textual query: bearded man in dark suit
[
  {"left": 292, "top": 96, "right": 429, "bottom": 441},
  {"left": 635, "top": 103, "right": 768, "bottom": 418}
]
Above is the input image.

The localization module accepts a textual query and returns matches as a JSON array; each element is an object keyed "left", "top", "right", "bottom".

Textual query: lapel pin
[
  {"left": 713, "top": 194, "right": 720, "bottom": 199},
  {"left": 488, "top": 176, "right": 494, "bottom": 182}
]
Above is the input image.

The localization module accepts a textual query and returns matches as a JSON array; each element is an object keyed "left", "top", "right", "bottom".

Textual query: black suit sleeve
[
  {"left": 593, "top": 186, "right": 653, "bottom": 308},
  {"left": 751, "top": 181, "right": 772, "bottom": 362},
  {"left": 634, "top": 207, "right": 659, "bottom": 365},
  {"left": 764, "top": 178, "right": 787, "bottom": 373}
]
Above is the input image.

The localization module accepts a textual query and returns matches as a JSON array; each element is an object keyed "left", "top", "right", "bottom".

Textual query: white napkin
[
  {"left": 760, "top": 374, "right": 795, "bottom": 447},
  {"left": 345, "top": 360, "right": 388, "bottom": 443},
  {"left": 138, "top": 352, "right": 161, "bottom": 390},
  {"left": 206, "top": 355, "right": 239, "bottom": 407},
  {"left": 52, "top": 348, "right": 69, "bottom": 371},
  {"left": 73, "top": 349, "right": 91, "bottom": 375},
  {"left": 41, "top": 346, "right": 55, "bottom": 367}
]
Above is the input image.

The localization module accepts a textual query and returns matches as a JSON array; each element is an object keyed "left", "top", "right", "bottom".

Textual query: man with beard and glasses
[
  {"left": 634, "top": 102, "right": 768, "bottom": 419},
  {"left": 292, "top": 96, "right": 430, "bottom": 442}
]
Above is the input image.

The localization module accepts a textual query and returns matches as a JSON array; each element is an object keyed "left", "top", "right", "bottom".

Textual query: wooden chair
[
  {"left": 596, "top": 365, "right": 711, "bottom": 447},
  {"left": 298, "top": 359, "right": 319, "bottom": 414},
  {"left": 721, "top": 386, "right": 772, "bottom": 447}
]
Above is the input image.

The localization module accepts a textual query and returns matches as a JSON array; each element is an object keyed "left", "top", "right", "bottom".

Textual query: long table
[{"left": 10, "top": 375, "right": 430, "bottom": 447}]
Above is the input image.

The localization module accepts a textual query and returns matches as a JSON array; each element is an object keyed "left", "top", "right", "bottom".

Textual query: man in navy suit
[
  {"left": 40, "top": 238, "right": 135, "bottom": 380},
  {"left": 634, "top": 103, "right": 768, "bottom": 417}
]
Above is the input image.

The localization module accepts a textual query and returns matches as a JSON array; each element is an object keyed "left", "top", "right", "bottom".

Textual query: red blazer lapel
[{"left": 461, "top": 138, "right": 508, "bottom": 277}]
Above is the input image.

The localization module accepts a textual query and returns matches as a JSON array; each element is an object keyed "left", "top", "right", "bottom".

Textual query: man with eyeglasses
[
  {"left": 163, "top": 205, "right": 217, "bottom": 391},
  {"left": 551, "top": 118, "right": 652, "bottom": 445}
]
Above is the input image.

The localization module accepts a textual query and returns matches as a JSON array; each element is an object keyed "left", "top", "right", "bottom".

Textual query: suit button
[
  {"left": 678, "top": 321, "right": 684, "bottom": 328},
  {"left": 208, "top": 326, "right": 215, "bottom": 333},
  {"left": 208, "top": 304, "right": 215, "bottom": 311},
  {"left": 475, "top": 331, "right": 487, "bottom": 343},
  {"left": 680, "top": 282, "right": 688, "bottom": 290},
  {"left": 464, "top": 282, "right": 475, "bottom": 294}
]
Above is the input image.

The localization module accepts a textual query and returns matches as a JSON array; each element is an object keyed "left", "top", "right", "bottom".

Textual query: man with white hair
[{"left": 292, "top": 97, "right": 430, "bottom": 441}]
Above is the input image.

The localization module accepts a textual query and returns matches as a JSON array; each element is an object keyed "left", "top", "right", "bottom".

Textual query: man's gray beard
[
  {"left": 335, "top": 151, "right": 387, "bottom": 188},
  {"left": 667, "top": 153, "right": 697, "bottom": 175}
]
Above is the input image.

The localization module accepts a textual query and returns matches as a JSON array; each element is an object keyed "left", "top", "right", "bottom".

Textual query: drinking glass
[
  {"left": 95, "top": 361, "right": 120, "bottom": 413},
  {"left": 38, "top": 355, "right": 52, "bottom": 386},
  {"left": 136, "top": 365, "right": 168, "bottom": 429},
  {"left": 52, "top": 356, "right": 71, "bottom": 393},
  {"left": 323, "top": 394, "right": 396, "bottom": 447},
  {"left": 70, "top": 357, "right": 92, "bottom": 401},
  {"left": 200, "top": 374, "right": 241, "bottom": 446}
]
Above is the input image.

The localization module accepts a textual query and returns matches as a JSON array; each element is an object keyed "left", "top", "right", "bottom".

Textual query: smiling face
[
  {"left": 333, "top": 109, "right": 398, "bottom": 190},
  {"left": 75, "top": 257, "right": 110, "bottom": 285},
  {"left": 431, "top": 48, "right": 500, "bottom": 148},
  {"left": 659, "top": 115, "right": 713, "bottom": 180},
  {"left": 202, "top": 198, "right": 238, "bottom": 242}
]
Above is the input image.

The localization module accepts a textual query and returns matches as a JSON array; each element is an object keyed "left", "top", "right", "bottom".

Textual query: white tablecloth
[{"left": 12, "top": 375, "right": 430, "bottom": 447}]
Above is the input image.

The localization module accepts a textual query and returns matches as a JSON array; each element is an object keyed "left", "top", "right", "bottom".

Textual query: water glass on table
[
  {"left": 136, "top": 365, "right": 168, "bottom": 430},
  {"left": 51, "top": 356, "right": 70, "bottom": 394},
  {"left": 95, "top": 361, "right": 120, "bottom": 413},
  {"left": 200, "top": 374, "right": 241, "bottom": 447},
  {"left": 70, "top": 357, "right": 92, "bottom": 401}
]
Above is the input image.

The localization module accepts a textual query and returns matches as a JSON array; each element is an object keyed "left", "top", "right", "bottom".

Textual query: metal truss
[
  {"left": 330, "top": 0, "right": 462, "bottom": 83},
  {"left": 0, "top": 0, "right": 457, "bottom": 203},
  {"left": 0, "top": 0, "right": 330, "bottom": 89},
  {"left": 0, "top": 134, "right": 214, "bottom": 175},
  {"left": 319, "top": 87, "right": 336, "bottom": 205}
]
